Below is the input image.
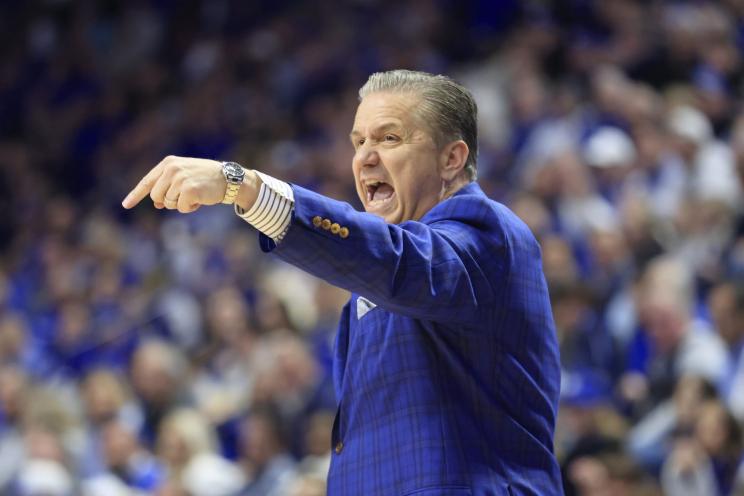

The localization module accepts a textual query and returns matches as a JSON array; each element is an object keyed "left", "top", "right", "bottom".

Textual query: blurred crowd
[{"left": 1, "top": 0, "right": 744, "bottom": 495}]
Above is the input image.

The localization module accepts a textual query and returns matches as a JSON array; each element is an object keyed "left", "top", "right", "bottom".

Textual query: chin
[
  {"left": 363, "top": 204, "right": 400, "bottom": 224},
  {"left": 367, "top": 211, "right": 394, "bottom": 223}
]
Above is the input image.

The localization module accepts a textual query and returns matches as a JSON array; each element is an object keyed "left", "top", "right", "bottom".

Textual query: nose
[{"left": 354, "top": 142, "right": 380, "bottom": 168}]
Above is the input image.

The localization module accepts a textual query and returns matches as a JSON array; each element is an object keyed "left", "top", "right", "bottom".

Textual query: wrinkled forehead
[{"left": 352, "top": 91, "right": 427, "bottom": 134}]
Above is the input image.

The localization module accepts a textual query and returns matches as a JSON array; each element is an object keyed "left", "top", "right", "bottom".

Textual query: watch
[{"left": 221, "top": 161, "right": 246, "bottom": 204}]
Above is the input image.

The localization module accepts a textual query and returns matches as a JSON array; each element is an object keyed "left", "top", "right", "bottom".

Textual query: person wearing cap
[
  {"left": 583, "top": 126, "right": 636, "bottom": 205},
  {"left": 122, "top": 70, "right": 563, "bottom": 495},
  {"left": 668, "top": 105, "right": 741, "bottom": 208}
]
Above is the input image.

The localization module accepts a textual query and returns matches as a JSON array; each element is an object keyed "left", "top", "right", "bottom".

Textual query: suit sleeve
[{"left": 262, "top": 185, "right": 507, "bottom": 325}]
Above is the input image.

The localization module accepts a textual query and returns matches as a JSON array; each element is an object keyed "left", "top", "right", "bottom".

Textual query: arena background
[{"left": 1, "top": 1, "right": 744, "bottom": 495}]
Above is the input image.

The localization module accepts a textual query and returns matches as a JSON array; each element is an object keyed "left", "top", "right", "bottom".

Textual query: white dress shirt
[{"left": 234, "top": 170, "right": 294, "bottom": 242}]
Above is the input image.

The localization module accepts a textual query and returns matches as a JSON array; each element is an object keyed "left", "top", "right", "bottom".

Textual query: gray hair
[{"left": 359, "top": 70, "right": 478, "bottom": 181}]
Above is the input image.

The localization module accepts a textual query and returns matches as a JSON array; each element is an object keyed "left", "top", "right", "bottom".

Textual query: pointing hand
[{"left": 122, "top": 156, "right": 226, "bottom": 212}]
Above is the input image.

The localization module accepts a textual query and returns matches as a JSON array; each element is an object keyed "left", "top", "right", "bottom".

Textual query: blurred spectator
[
  {"left": 129, "top": 340, "right": 190, "bottom": 446},
  {"left": 708, "top": 280, "right": 744, "bottom": 422},
  {"left": 583, "top": 126, "right": 636, "bottom": 205},
  {"left": 155, "top": 406, "right": 243, "bottom": 495},
  {"left": 667, "top": 105, "right": 740, "bottom": 210},
  {"left": 156, "top": 408, "right": 217, "bottom": 478},
  {"left": 627, "top": 375, "right": 718, "bottom": 472},
  {"left": 190, "top": 286, "right": 255, "bottom": 426},
  {"left": 0, "top": 367, "right": 29, "bottom": 491},
  {"left": 238, "top": 404, "right": 296, "bottom": 496},
  {"left": 286, "top": 475, "right": 327, "bottom": 496},
  {"left": 83, "top": 473, "right": 142, "bottom": 496},
  {"left": 553, "top": 282, "right": 620, "bottom": 405},
  {"left": 180, "top": 452, "right": 245, "bottom": 496},
  {"left": 100, "top": 419, "right": 165, "bottom": 492},
  {"left": 295, "top": 410, "right": 333, "bottom": 479},
  {"left": 661, "top": 399, "right": 743, "bottom": 496},
  {"left": 619, "top": 256, "right": 728, "bottom": 414},
  {"left": 78, "top": 368, "right": 143, "bottom": 477},
  {"left": 15, "top": 458, "right": 74, "bottom": 496},
  {"left": 566, "top": 452, "right": 661, "bottom": 496},
  {"left": 624, "top": 120, "right": 687, "bottom": 223},
  {"left": 555, "top": 381, "right": 631, "bottom": 496}
]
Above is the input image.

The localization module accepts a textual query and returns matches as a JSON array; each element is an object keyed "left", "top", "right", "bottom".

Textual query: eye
[
  {"left": 384, "top": 134, "right": 399, "bottom": 142},
  {"left": 357, "top": 138, "right": 366, "bottom": 147}
]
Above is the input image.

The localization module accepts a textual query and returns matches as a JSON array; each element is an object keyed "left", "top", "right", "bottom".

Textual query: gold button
[
  {"left": 312, "top": 216, "right": 322, "bottom": 227},
  {"left": 330, "top": 223, "right": 340, "bottom": 234},
  {"left": 321, "top": 219, "right": 331, "bottom": 230},
  {"left": 335, "top": 441, "right": 344, "bottom": 454},
  {"left": 339, "top": 227, "right": 349, "bottom": 239}
]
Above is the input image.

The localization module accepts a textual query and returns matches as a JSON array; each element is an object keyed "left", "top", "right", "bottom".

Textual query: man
[{"left": 123, "top": 70, "right": 563, "bottom": 495}]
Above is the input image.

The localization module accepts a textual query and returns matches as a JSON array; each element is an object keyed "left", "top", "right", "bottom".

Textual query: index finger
[{"left": 122, "top": 163, "right": 165, "bottom": 209}]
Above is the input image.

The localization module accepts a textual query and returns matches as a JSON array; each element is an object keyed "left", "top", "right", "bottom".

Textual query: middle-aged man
[{"left": 123, "top": 70, "right": 563, "bottom": 495}]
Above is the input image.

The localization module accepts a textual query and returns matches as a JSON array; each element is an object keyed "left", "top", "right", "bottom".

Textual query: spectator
[
  {"left": 708, "top": 281, "right": 744, "bottom": 421},
  {"left": 620, "top": 256, "right": 728, "bottom": 414},
  {"left": 78, "top": 368, "right": 143, "bottom": 477},
  {"left": 0, "top": 367, "right": 29, "bottom": 491},
  {"left": 566, "top": 452, "right": 660, "bottom": 496},
  {"left": 661, "top": 399, "right": 743, "bottom": 496},
  {"left": 295, "top": 410, "right": 333, "bottom": 479},
  {"left": 155, "top": 406, "right": 243, "bottom": 495},
  {"left": 583, "top": 126, "right": 636, "bottom": 206},
  {"left": 190, "top": 286, "right": 255, "bottom": 426},
  {"left": 238, "top": 405, "right": 296, "bottom": 496},
  {"left": 627, "top": 375, "right": 718, "bottom": 472},
  {"left": 129, "top": 340, "right": 190, "bottom": 447},
  {"left": 99, "top": 419, "right": 165, "bottom": 492},
  {"left": 15, "top": 458, "right": 75, "bottom": 496},
  {"left": 180, "top": 452, "right": 245, "bottom": 496}
]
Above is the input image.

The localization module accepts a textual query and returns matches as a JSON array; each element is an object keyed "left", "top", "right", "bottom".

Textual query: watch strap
[{"left": 221, "top": 162, "right": 245, "bottom": 204}]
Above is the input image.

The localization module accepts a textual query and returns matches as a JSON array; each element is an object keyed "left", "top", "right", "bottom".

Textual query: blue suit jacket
[{"left": 264, "top": 182, "right": 563, "bottom": 495}]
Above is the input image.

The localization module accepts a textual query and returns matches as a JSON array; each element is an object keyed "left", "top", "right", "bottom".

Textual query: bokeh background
[{"left": 1, "top": 1, "right": 744, "bottom": 495}]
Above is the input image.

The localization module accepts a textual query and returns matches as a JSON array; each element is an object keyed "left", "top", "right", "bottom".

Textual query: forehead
[{"left": 351, "top": 92, "right": 422, "bottom": 133}]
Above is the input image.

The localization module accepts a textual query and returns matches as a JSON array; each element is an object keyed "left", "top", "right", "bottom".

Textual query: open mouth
[{"left": 365, "top": 180, "right": 395, "bottom": 208}]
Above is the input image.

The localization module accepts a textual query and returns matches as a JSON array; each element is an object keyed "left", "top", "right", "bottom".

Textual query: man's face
[{"left": 350, "top": 92, "right": 444, "bottom": 224}]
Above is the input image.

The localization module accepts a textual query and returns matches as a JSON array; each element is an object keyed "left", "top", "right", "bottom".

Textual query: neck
[{"left": 439, "top": 175, "right": 470, "bottom": 202}]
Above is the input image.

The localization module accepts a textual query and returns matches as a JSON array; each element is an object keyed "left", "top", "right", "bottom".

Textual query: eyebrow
[{"left": 349, "top": 121, "right": 403, "bottom": 141}]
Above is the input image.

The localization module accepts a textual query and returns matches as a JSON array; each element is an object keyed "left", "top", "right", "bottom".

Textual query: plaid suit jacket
[{"left": 263, "top": 182, "right": 563, "bottom": 495}]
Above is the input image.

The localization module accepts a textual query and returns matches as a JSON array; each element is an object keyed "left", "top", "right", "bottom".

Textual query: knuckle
[
  {"left": 162, "top": 156, "right": 178, "bottom": 170},
  {"left": 182, "top": 181, "right": 197, "bottom": 195}
]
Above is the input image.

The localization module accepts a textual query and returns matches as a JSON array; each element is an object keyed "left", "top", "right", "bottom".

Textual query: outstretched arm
[
  {"left": 123, "top": 157, "right": 503, "bottom": 325},
  {"left": 122, "top": 156, "right": 261, "bottom": 213}
]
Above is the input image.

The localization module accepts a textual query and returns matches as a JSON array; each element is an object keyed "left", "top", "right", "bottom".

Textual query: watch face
[{"left": 224, "top": 162, "right": 245, "bottom": 181}]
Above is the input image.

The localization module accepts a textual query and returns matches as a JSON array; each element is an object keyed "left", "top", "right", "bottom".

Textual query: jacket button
[
  {"left": 321, "top": 219, "right": 332, "bottom": 230},
  {"left": 312, "top": 216, "right": 322, "bottom": 227},
  {"left": 330, "top": 223, "right": 341, "bottom": 234},
  {"left": 339, "top": 227, "right": 349, "bottom": 238},
  {"left": 335, "top": 441, "right": 344, "bottom": 454}
]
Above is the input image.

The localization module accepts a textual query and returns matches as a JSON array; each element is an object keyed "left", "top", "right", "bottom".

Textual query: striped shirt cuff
[{"left": 234, "top": 170, "right": 294, "bottom": 242}]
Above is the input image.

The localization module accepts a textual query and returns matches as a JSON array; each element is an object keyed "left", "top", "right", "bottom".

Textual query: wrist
[{"left": 235, "top": 169, "right": 261, "bottom": 211}]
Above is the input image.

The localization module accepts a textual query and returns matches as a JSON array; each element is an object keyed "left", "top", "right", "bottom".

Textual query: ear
[{"left": 439, "top": 140, "right": 469, "bottom": 182}]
